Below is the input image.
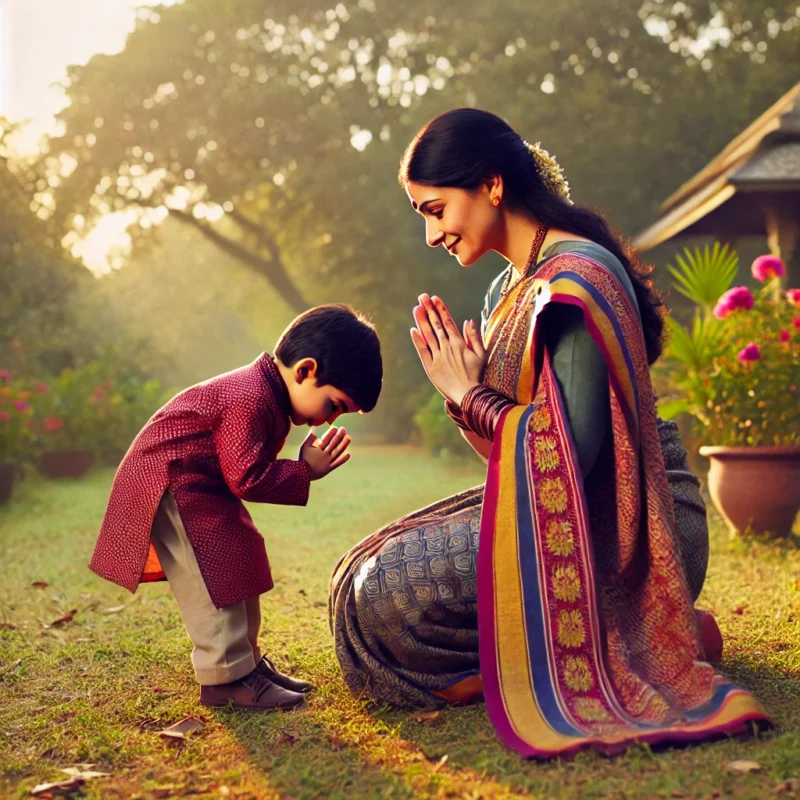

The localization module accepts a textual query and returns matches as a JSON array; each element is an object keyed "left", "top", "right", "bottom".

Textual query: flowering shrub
[
  {"left": 0, "top": 373, "right": 37, "bottom": 464},
  {"left": 0, "top": 358, "right": 170, "bottom": 466},
  {"left": 659, "top": 246, "right": 800, "bottom": 447}
]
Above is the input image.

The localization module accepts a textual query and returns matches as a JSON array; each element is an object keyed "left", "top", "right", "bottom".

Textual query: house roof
[{"left": 634, "top": 82, "right": 800, "bottom": 250}]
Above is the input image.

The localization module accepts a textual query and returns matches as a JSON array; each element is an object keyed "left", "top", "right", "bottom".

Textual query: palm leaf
[
  {"left": 666, "top": 243, "right": 739, "bottom": 312},
  {"left": 664, "top": 311, "right": 720, "bottom": 370},
  {"left": 658, "top": 399, "right": 692, "bottom": 420}
]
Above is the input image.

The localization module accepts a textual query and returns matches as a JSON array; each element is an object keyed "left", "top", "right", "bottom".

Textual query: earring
[{"left": 491, "top": 195, "right": 501, "bottom": 207}]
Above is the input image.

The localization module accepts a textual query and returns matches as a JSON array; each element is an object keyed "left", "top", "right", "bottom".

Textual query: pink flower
[
  {"left": 794, "top": 317, "right": 800, "bottom": 330},
  {"left": 751, "top": 255, "right": 785, "bottom": 282},
  {"left": 36, "top": 382, "right": 49, "bottom": 393},
  {"left": 0, "top": 370, "right": 11, "bottom": 383},
  {"left": 713, "top": 286, "right": 755, "bottom": 319},
  {"left": 737, "top": 343, "right": 761, "bottom": 363},
  {"left": 0, "top": 411, "right": 9, "bottom": 423},
  {"left": 93, "top": 387, "right": 106, "bottom": 400},
  {"left": 43, "top": 416, "right": 64, "bottom": 432},
  {"left": 780, "top": 329, "right": 791, "bottom": 343},
  {"left": 13, "top": 400, "right": 29, "bottom": 412},
  {"left": 787, "top": 289, "right": 800, "bottom": 308}
]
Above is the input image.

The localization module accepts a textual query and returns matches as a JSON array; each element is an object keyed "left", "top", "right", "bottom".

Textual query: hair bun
[{"left": 523, "top": 140, "right": 572, "bottom": 204}]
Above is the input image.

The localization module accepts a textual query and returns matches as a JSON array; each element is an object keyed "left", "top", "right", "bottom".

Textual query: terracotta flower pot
[
  {"left": 699, "top": 445, "right": 800, "bottom": 537},
  {"left": 39, "top": 451, "right": 95, "bottom": 479},
  {"left": 0, "top": 463, "right": 15, "bottom": 505}
]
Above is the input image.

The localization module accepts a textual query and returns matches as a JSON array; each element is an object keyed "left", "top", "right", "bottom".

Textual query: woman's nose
[{"left": 426, "top": 218, "right": 444, "bottom": 248}]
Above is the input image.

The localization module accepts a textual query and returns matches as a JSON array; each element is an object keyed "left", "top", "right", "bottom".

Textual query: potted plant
[
  {"left": 658, "top": 246, "right": 800, "bottom": 536},
  {"left": 0, "top": 371, "right": 38, "bottom": 503},
  {"left": 33, "top": 367, "right": 100, "bottom": 479}
]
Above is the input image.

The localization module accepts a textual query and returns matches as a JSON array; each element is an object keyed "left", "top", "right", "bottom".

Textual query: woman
[{"left": 330, "top": 109, "right": 769, "bottom": 758}]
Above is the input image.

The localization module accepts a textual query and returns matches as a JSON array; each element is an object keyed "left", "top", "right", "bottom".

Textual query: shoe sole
[{"left": 199, "top": 699, "right": 306, "bottom": 711}]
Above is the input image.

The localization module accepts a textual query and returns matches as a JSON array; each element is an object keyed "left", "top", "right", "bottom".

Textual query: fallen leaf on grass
[
  {"left": 414, "top": 711, "right": 441, "bottom": 723},
  {"left": 49, "top": 610, "right": 78, "bottom": 628},
  {"left": 431, "top": 754, "right": 448, "bottom": 773},
  {"left": 102, "top": 605, "right": 126, "bottom": 615},
  {"left": 0, "top": 623, "right": 16, "bottom": 631},
  {"left": 31, "top": 778, "right": 85, "bottom": 797},
  {"left": 31, "top": 582, "right": 49, "bottom": 589},
  {"left": 158, "top": 716, "right": 205, "bottom": 742},
  {"left": 31, "top": 768, "right": 110, "bottom": 797},
  {"left": 726, "top": 760, "right": 762, "bottom": 774},
  {"left": 774, "top": 779, "right": 800, "bottom": 794},
  {"left": 61, "top": 768, "right": 111, "bottom": 780}
]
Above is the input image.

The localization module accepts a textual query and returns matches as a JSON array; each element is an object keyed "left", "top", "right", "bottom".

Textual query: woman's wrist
[
  {"left": 460, "top": 385, "right": 515, "bottom": 441},
  {"left": 449, "top": 382, "right": 481, "bottom": 408}
]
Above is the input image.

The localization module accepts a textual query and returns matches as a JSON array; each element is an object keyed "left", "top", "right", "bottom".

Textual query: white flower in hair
[{"left": 523, "top": 140, "right": 572, "bottom": 204}]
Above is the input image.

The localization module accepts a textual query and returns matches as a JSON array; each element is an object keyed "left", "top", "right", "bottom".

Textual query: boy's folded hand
[{"left": 300, "top": 426, "right": 352, "bottom": 480}]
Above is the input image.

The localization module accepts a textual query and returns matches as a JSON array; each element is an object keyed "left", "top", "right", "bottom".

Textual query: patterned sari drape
[{"left": 477, "top": 253, "right": 770, "bottom": 757}]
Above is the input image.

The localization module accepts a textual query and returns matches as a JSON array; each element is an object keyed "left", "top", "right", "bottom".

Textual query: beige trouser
[{"left": 150, "top": 491, "right": 262, "bottom": 685}]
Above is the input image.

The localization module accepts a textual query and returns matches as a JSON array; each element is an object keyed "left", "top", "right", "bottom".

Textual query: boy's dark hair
[{"left": 275, "top": 304, "right": 382, "bottom": 412}]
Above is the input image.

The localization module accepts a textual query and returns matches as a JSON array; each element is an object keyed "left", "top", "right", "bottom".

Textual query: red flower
[
  {"left": 751, "top": 255, "right": 785, "bottom": 282},
  {"left": 785, "top": 289, "right": 800, "bottom": 308},
  {"left": 714, "top": 286, "right": 754, "bottom": 319},
  {"left": 13, "top": 400, "right": 30, "bottom": 412},
  {"left": 36, "top": 382, "right": 49, "bottom": 393},
  {"left": 93, "top": 387, "right": 106, "bottom": 400},
  {"left": 0, "top": 411, "right": 9, "bottom": 423},
  {"left": 794, "top": 317, "right": 800, "bottom": 330},
  {"left": 779, "top": 329, "right": 791, "bottom": 343},
  {"left": 737, "top": 343, "right": 761, "bottom": 363},
  {"left": 0, "top": 370, "right": 11, "bottom": 384},
  {"left": 43, "top": 416, "right": 64, "bottom": 432}
]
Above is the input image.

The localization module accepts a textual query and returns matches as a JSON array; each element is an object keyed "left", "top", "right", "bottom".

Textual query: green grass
[{"left": 1, "top": 445, "right": 800, "bottom": 799}]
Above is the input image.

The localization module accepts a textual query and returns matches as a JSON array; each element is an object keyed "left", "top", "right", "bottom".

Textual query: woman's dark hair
[
  {"left": 275, "top": 304, "right": 382, "bottom": 412},
  {"left": 399, "top": 108, "right": 665, "bottom": 364}
]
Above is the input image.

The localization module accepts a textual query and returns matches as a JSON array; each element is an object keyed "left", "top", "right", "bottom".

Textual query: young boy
[{"left": 90, "top": 305, "right": 382, "bottom": 711}]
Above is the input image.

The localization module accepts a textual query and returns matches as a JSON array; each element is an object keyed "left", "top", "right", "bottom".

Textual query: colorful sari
[
  {"left": 330, "top": 251, "right": 770, "bottom": 758},
  {"left": 475, "top": 252, "right": 769, "bottom": 757}
]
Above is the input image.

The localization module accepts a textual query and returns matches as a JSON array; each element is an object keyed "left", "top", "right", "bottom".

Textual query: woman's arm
[
  {"left": 457, "top": 307, "right": 610, "bottom": 477},
  {"left": 461, "top": 427, "right": 491, "bottom": 461}
]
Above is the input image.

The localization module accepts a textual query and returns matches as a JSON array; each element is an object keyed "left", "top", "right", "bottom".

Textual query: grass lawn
[{"left": 2, "top": 444, "right": 800, "bottom": 799}]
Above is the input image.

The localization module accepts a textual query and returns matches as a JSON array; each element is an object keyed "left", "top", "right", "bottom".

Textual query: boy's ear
[{"left": 294, "top": 357, "right": 318, "bottom": 384}]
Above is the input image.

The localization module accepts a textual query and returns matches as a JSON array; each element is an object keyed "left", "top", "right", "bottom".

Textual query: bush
[
  {"left": 412, "top": 391, "right": 475, "bottom": 460},
  {"left": 0, "top": 359, "right": 172, "bottom": 467}
]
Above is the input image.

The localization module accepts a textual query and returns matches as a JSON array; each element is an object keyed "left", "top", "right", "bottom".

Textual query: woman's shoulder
[{"left": 544, "top": 241, "right": 637, "bottom": 307}]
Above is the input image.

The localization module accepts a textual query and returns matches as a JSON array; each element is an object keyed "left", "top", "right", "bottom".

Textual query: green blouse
[{"left": 480, "top": 241, "right": 639, "bottom": 477}]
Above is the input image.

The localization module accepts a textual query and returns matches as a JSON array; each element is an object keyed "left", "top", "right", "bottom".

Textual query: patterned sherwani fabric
[{"left": 90, "top": 354, "right": 311, "bottom": 609}]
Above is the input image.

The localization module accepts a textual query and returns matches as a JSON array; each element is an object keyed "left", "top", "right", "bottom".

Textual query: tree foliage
[{"left": 15, "top": 0, "right": 800, "bottom": 434}]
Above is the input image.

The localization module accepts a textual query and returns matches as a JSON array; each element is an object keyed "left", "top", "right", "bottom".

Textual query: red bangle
[
  {"left": 460, "top": 385, "right": 515, "bottom": 441},
  {"left": 444, "top": 399, "right": 470, "bottom": 431}
]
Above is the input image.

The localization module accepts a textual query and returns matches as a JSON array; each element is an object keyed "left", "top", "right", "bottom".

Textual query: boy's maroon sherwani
[{"left": 90, "top": 354, "right": 311, "bottom": 608}]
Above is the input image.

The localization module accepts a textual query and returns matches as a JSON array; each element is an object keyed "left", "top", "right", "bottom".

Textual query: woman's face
[{"left": 405, "top": 180, "right": 499, "bottom": 267}]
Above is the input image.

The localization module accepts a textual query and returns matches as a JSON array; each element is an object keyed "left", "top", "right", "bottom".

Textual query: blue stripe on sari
[{"left": 514, "top": 404, "right": 583, "bottom": 737}]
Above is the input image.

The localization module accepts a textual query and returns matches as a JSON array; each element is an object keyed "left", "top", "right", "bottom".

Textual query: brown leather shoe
[
  {"left": 199, "top": 668, "right": 306, "bottom": 711},
  {"left": 256, "top": 656, "right": 314, "bottom": 694}
]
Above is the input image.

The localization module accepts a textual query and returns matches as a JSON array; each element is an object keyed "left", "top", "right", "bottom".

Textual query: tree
[{"left": 23, "top": 0, "right": 800, "bottom": 434}]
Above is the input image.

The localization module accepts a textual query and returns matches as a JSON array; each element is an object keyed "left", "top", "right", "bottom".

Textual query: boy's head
[{"left": 274, "top": 304, "right": 382, "bottom": 427}]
